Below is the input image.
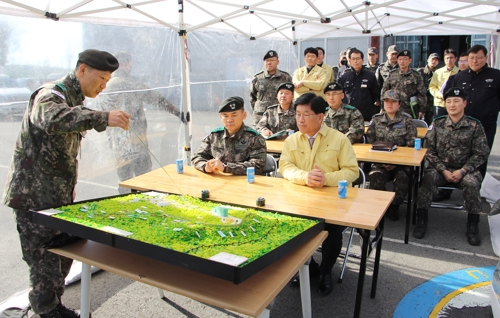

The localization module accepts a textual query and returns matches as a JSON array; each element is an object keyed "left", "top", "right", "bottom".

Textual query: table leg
[
  {"left": 80, "top": 263, "right": 91, "bottom": 318},
  {"left": 412, "top": 165, "right": 421, "bottom": 225},
  {"left": 258, "top": 309, "right": 270, "bottom": 318},
  {"left": 299, "top": 264, "right": 312, "bottom": 318},
  {"left": 404, "top": 167, "right": 414, "bottom": 244},
  {"left": 371, "top": 218, "right": 384, "bottom": 298},
  {"left": 354, "top": 229, "right": 370, "bottom": 318}
]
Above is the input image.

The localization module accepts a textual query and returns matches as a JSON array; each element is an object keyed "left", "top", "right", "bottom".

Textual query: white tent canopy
[{"left": 0, "top": 0, "right": 499, "bottom": 40}]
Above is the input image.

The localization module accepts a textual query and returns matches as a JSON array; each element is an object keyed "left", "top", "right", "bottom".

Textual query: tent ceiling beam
[
  {"left": 253, "top": 13, "right": 292, "bottom": 41},
  {"left": 305, "top": 0, "right": 330, "bottom": 23},
  {"left": 57, "top": 0, "right": 92, "bottom": 18},
  {"left": 0, "top": 0, "right": 44, "bottom": 15}
]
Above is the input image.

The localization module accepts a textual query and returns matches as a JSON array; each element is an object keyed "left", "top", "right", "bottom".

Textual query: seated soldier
[
  {"left": 280, "top": 92, "right": 359, "bottom": 296},
  {"left": 366, "top": 90, "right": 417, "bottom": 221},
  {"left": 191, "top": 96, "right": 267, "bottom": 175},
  {"left": 413, "top": 87, "right": 490, "bottom": 245},
  {"left": 323, "top": 82, "right": 364, "bottom": 144},
  {"left": 256, "top": 82, "right": 298, "bottom": 139}
]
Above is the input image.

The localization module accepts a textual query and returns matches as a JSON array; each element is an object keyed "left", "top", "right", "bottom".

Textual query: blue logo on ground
[{"left": 394, "top": 266, "right": 494, "bottom": 318}]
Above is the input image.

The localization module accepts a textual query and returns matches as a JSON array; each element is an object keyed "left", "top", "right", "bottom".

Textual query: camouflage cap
[
  {"left": 382, "top": 90, "right": 401, "bottom": 101},
  {"left": 428, "top": 53, "right": 440, "bottom": 60},
  {"left": 78, "top": 49, "right": 119, "bottom": 72},
  {"left": 276, "top": 82, "right": 294, "bottom": 94},
  {"left": 323, "top": 82, "right": 344, "bottom": 94},
  {"left": 397, "top": 50, "right": 412, "bottom": 58},
  {"left": 444, "top": 87, "right": 468, "bottom": 100},
  {"left": 367, "top": 47, "right": 378, "bottom": 55},
  {"left": 387, "top": 45, "right": 399, "bottom": 54},
  {"left": 263, "top": 50, "right": 278, "bottom": 60},
  {"left": 219, "top": 96, "right": 244, "bottom": 113}
]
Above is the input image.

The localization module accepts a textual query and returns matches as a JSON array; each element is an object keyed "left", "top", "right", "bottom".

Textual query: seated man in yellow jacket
[
  {"left": 280, "top": 92, "right": 359, "bottom": 296},
  {"left": 292, "top": 47, "right": 329, "bottom": 99}
]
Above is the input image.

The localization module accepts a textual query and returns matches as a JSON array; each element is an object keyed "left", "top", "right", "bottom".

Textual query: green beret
[
  {"left": 219, "top": 96, "right": 244, "bottom": 113},
  {"left": 324, "top": 82, "right": 344, "bottom": 94},
  {"left": 78, "top": 49, "right": 119, "bottom": 72},
  {"left": 276, "top": 82, "right": 294, "bottom": 94},
  {"left": 444, "top": 87, "right": 468, "bottom": 100}
]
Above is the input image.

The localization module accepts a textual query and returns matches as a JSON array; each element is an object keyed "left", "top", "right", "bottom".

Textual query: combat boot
[
  {"left": 412, "top": 209, "right": 428, "bottom": 239},
  {"left": 39, "top": 303, "right": 90, "bottom": 318},
  {"left": 466, "top": 213, "right": 481, "bottom": 246}
]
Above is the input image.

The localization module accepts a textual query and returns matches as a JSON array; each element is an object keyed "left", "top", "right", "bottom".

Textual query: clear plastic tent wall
[{"left": 0, "top": 15, "right": 297, "bottom": 200}]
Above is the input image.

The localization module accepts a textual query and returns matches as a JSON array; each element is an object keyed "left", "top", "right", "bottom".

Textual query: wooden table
[
  {"left": 265, "top": 140, "right": 427, "bottom": 244},
  {"left": 364, "top": 126, "right": 428, "bottom": 138},
  {"left": 52, "top": 232, "right": 327, "bottom": 318},
  {"left": 119, "top": 165, "right": 394, "bottom": 317}
]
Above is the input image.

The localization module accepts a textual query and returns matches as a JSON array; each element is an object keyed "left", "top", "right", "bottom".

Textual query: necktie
[{"left": 309, "top": 137, "right": 315, "bottom": 149}]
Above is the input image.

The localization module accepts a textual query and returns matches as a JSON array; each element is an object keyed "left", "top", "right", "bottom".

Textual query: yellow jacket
[
  {"left": 429, "top": 65, "right": 459, "bottom": 107},
  {"left": 292, "top": 65, "right": 328, "bottom": 99},
  {"left": 319, "top": 63, "right": 334, "bottom": 83},
  {"left": 280, "top": 124, "right": 359, "bottom": 186}
]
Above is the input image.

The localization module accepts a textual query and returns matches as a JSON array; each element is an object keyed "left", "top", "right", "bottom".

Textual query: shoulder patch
[
  {"left": 433, "top": 115, "right": 446, "bottom": 122},
  {"left": 466, "top": 116, "right": 481, "bottom": 123},
  {"left": 244, "top": 127, "right": 259, "bottom": 135},
  {"left": 51, "top": 89, "right": 66, "bottom": 100},
  {"left": 55, "top": 82, "right": 67, "bottom": 92},
  {"left": 253, "top": 70, "right": 264, "bottom": 77},
  {"left": 344, "top": 105, "right": 356, "bottom": 111},
  {"left": 210, "top": 126, "right": 225, "bottom": 133}
]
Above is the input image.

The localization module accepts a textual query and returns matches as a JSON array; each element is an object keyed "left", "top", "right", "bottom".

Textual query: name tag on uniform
[
  {"left": 393, "top": 122, "right": 403, "bottom": 128},
  {"left": 361, "top": 84, "right": 367, "bottom": 88}
]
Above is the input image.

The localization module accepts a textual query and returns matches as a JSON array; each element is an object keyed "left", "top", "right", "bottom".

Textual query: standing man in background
[
  {"left": 417, "top": 52, "right": 440, "bottom": 126},
  {"left": 2, "top": 49, "right": 130, "bottom": 318},
  {"left": 333, "top": 50, "right": 348, "bottom": 81},
  {"left": 429, "top": 49, "right": 459, "bottom": 118},
  {"left": 250, "top": 50, "right": 292, "bottom": 127},
  {"left": 338, "top": 48, "right": 380, "bottom": 121},
  {"left": 458, "top": 52, "right": 469, "bottom": 71},
  {"left": 365, "top": 47, "right": 380, "bottom": 73},
  {"left": 375, "top": 45, "right": 399, "bottom": 89},
  {"left": 292, "top": 47, "right": 328, "bottom": 99},
  {"left": 316, "top": 47, "right": 334, "bottom": 83}
]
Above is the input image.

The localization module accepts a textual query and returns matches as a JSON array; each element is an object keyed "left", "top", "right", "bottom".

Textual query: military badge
[{"left": 454, "top": 89, "right": 459, "bottom": 96}]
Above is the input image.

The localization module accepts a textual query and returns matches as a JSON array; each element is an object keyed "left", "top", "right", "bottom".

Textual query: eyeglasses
[
  {"left": 458, "top": 61, "right": 468, "bottom": 64},
  {"left": 469, "top": 55, "right": 486, "bottom": 61},
  {"left": 295, "top": 113, "right": 317, "bottom": 119},
  {"left": 350, "top": 57, "right": 362, "bottom": 61}
]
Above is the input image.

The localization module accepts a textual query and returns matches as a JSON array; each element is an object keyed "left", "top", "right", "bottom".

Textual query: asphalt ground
[{"left": 1, "top": 111, "right": 499, "bottom": 317}]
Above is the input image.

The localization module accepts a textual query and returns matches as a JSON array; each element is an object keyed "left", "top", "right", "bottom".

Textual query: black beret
[
  {"left": 78, "top": 49, "right": 119, "bottom": 72},
  {"left": 219, "top": 96, "right": 244, "bottom": 113},
  {"left": 397, "top": 50, "right": 412, "bottom": 58},
  {"left": 324, "top": 82, "right": 344, "bottom": 94},
  {"left": 276, "top": 82, "right": 294, "bottom": 94},
  {"left": 263, "top": 50, "right": 278, "bottom": 60},
  {"left": 444, "top": 87, "right": 468, "bottom": 100}
]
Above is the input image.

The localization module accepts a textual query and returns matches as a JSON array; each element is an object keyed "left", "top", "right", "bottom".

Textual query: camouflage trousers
[
  {"left": 13, "top": 209, "right": 73, "bottom": 314},
  {"left": 369, "top": 164, "right": 411, "bottom": 206},
  {"left": 417, "top": 168, "right": 482, "bottom": 214}
]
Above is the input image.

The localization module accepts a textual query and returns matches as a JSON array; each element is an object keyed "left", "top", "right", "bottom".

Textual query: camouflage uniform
[
  {"left": 323, "top": 103, "right": 364, "bottom": 144},
  {"left": 375, "top": 61, "right": 398, "bottom": 90},
  {"left": 191, "top": 123, "right": 267, "bottom": 175},
  {"left": 98, "top": 72, "right": 181, "bottom": 193},
  {"left": 250, "top": 69, "right": 292, "bottom": 127},
  {"left": 365, "top": 63, "right": 379, "bottom": 74},
  {"left": 381, "top": 68, "right": 427, "bottom": 118},
  {"left": 1, "top": 72, "right": 110, "bottom": 314},
  {"left": 366, "top": 111, "right": 417, "bottom": 206},
  {"left": 416, "top": 64, "right": 436, "bottom": 125},
  {"left": 255, "top": 103, "right": 298, "bottom": 140},
  {"left": 417, "top": 115, "right": 490, "bottom": 213}
]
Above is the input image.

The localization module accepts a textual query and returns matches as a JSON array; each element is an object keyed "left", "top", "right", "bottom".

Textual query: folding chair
[{"left": 262, "top": 154, "right": 278, "bottom": 177}]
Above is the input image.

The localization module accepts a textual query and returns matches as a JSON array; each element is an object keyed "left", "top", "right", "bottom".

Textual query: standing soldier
[
  {"left": 375, "top": 45, "right": 399, "bottom": 89},
  {"left": 256, "top": 82, "right": 298, "bottom": 139},
  {"left": 413, "top": 88, "right": 489, "bottom": 245},
  {"left": 381, "top": 50, "right": 427, "bottom": 119},
  {"left": 250, "top": 50, "right": 292, "bottom": 127},
  {"left": 365, "top": 47, "right": 380, "bottom": 73},
  {"left": 417, "top": 52, "right": 440, "bottom": 126},
  {"left": 366, "top": 90, "right": 417, "bottom": 221},
  {"left": 2, "top": 49, "right": 130, "bottom": 318},
  {"left": 323, "top": 82, "right": 364, "bottom": 144},
  {"left": 192, "top": 96, "right": 267, "bottom": 175}
]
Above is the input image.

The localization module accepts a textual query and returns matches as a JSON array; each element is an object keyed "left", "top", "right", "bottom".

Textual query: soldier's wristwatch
[{"left": 460, "top": 169, "right": 466, "bottom": 176}]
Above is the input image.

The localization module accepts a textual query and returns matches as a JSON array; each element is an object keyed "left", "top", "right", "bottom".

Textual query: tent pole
[
  {"left": 178, "top": 0, "right": 192, "bottom": 165},
  {"left": 495, "top": 31, "right": 499, "bottom": 69}
]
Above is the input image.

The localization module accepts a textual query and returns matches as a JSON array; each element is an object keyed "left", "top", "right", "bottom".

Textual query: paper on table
[
  {"left": 209, "top": 252, "right": 248, "bottom": 266},
  {"left": 264, "top": 130, "right": 287, "bottom": 140}
]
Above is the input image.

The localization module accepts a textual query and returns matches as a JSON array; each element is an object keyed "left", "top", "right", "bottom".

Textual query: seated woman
[
  {"left": 256, "top": 82, "right": 298, "bottom": 139},
  {"left": 365, "top": 90, "right": 417, "bottom": 221}
]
